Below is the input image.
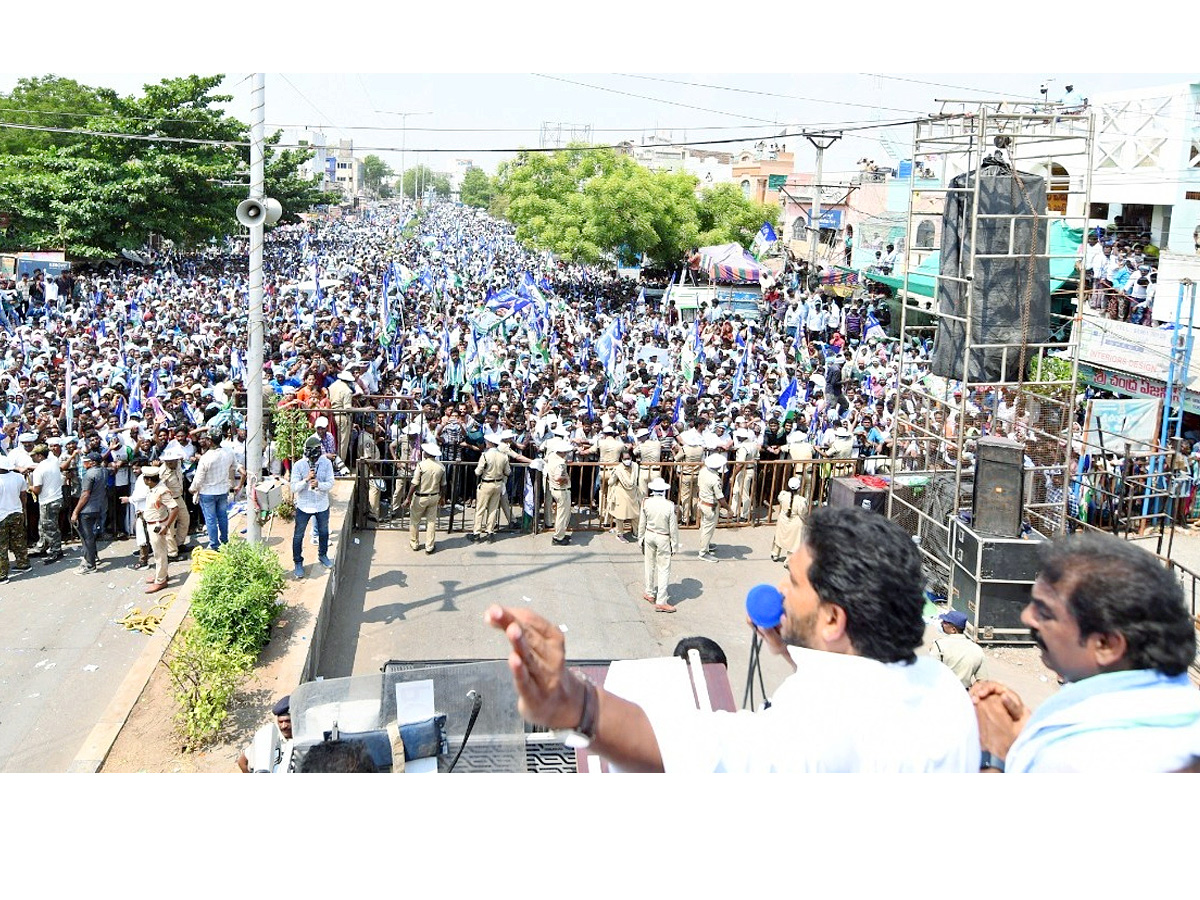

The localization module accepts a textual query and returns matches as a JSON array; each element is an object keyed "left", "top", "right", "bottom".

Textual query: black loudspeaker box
[
  {"left": 972, "top": 436, "right": 1024, "bottom": 538},
  {"left": 948, "top": 518, "right": 1042, "bottom": 643},
  {"left": 828, "top": 476, "right": 886, "bottom": 514}
]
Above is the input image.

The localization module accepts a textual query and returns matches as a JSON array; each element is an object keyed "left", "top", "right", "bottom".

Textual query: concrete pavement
[
  {"left": 0, "top": 535, "right": 198, "bottom": 772},
  {"left": 318, "top": 519, "right": 1060, "bottom": 713}
]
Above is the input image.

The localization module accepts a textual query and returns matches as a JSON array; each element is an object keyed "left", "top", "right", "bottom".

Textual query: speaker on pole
[{"left": 930, "top": 162, "right": 1051, "bottom": 383}]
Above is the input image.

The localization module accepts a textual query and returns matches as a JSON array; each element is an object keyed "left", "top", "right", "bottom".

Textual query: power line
[
  {"left": 531, "top": 74, "right": 782, "bottom": 125},
  {"left": 616, "top": 73, "right": 929, "bottom": 116},
  {"left": 861, "top": 73, "right": 1042, "bottom": 100}
]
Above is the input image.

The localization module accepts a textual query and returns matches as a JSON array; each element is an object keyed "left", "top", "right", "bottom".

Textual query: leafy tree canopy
[{"left": 0, "top": 74, "right": 335, "bottom": 259}]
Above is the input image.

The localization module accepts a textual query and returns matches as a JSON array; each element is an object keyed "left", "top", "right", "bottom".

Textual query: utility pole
[
  {"left": 246, "top": 74, "right": 266, "bottom": 544},
  {"left": 804, "top": 133, "right": 841, "bottom": 277}
]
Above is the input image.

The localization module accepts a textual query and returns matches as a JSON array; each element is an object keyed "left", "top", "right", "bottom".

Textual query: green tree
[
  {"left": 0, "top": 74, "right": 334, "bottom": 259},
  {"left": 459, "top": 165, "right": 494, "bottom": 208},
  {"left": 696, "top": 182, "right": 779, "bottom": 248},
  {"left": 0, "top": 75, "right": 119, "bottom": 155},
  {"left": 494, "top": 145, "right": 697, "bottom": 267},
  {"left": 402, "top": 164, "right": 451, "bottom": 199},
  {"left": 361, "top": 154, "right": 393, "bottom": 196}
]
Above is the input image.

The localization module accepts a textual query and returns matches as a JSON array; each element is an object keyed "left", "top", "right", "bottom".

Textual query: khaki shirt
[
  {"left": 635, "top": 439, "right": 662, "bottom": 466},
  {"left": 787, "top": 441, "right": 815, "bottom": 463},
  {"left": 544, "top": 453, "right": 570, "bottom": 492},
  {"left": 328, "top": 378, "right": 354, "bottom": 411},
  {"left": 160, "top": 463, "right": 185, "bottom": 499},
  {"left": 476, "top": 447, "right": 510, "bottom": 481},
  {"left": 735, "top": 442, "right": 759, "bottom": 469},
  {"left": 698, "top": 468, "right": 723, "bottom": 505},
  {"left": 676, "top": 444, "right": 704, "bottom": 474},
  {"left": 930, "top": 632, "right": 988, "bottom": 689},
  {"left": 598, "top": 436, "right": 625, "bottom": 465},
  {"left": 412, "top": 458, "right": 446, "bottom": 496},
  {"left": 144, "top": 483, "right": 178, "bottom": 524},
  {"left": 638, "top": 495, "right": 679, "bottom": 548}
]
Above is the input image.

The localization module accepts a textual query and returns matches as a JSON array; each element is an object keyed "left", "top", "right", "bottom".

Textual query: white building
[{"left": 1087, "top": 81, "right": 1200, "bottom": 252}]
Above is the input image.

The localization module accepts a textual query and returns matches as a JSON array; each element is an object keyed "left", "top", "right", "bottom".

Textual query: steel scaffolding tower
[{"left": 885, "top": 101, "right": 1095, "bottom": 602}]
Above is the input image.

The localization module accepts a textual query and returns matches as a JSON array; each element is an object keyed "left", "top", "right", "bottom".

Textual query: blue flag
[
  {"left": 672, "top": 394, "right": 682, "bottom": 423},
  {"left": 650, "top": 373, "right": 662, "bottom": 408},
  {"left": 778, "top": 376, "right": 798, "bottom": 410},
  {"left": 759, "top": 221, "right": 778, "bottom": 243}
]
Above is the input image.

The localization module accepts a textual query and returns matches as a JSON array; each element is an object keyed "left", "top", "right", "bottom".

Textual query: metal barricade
[{"left": 353, "top": 455, "right": 866, "bottom": 534}]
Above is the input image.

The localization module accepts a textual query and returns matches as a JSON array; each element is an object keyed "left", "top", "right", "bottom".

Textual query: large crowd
[{"left": 0, "top": 198, "right": 1088, "bottom": 579}]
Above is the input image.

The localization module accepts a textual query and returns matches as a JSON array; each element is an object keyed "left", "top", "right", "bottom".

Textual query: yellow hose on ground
[
  {"left": 190, "top": 548, "right": 221, "bottom": 572},
  {"left": 116, "top": 593, "right": 178, "bottom": 635}
]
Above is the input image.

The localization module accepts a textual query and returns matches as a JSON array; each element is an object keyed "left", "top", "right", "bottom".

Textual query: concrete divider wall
[{"left": 73, "top": 480, "right": 356, "bottom": 773}]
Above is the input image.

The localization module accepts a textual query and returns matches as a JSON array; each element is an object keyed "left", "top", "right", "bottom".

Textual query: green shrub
[
  {"left": 164, "top": 625, "right": 254, "bottom": 748},
  {"left": 189, "top": 537, "right": 286, "bottom": 656}
]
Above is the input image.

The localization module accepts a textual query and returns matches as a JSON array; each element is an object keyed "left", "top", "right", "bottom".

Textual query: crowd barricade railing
[{"left": 352, "top": 455, "right": 865, "bottom": 533}]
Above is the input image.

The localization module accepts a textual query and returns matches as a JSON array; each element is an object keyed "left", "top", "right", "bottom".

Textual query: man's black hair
[
  {"left": 801, "top": 506, "right": 925, "bottom": 664},
  {"left": 1038, "top": 533, "right": 1196, "bottom": 676},
  {"left": 672, "top": 636, "right": 728, "bottom": 668},
  {"left": 298, "top": 740, "right": 378, "bottom": 773}
]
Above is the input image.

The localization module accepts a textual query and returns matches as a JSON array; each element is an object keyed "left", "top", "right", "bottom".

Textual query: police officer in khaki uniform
[
  {"left": 637, "top": 477, "right": 680, "bottom": 613},
  {"left": 470, "top": 432, "right": 511, "bottom": 543},
  {"left": 697, "top": 453, "right": 728, "bottom": 561},
  {"left": 543, "top": 437, "right": 573, "bottom": 545},
  {"left": 596, "top": 426, "right": 625, "bottom": 528},
  {"left": 494, "top": 429, "right": 532, "bottom": 530},
  {"left": 633, "top": 428, "right": 662, "bottom": 497},
  {"left": 389, "top": 421, "right": 420, "bottom": 521},
  {"left": 674, "top": 429, "right": 705, "bottom": 526},
  {"left": 356, "top": 423, "right": 384, "bottom": 521},
  {"left": 405, "top": 441, "right": 446, "bottom": 554},
  {"left": 141, "top": 465, "right": 178, "bottom": 594},
  {"left": 729, "top": 428, "right": 759, "bottom": 523},
  {"left": 158, "top": 447, "right": 189, "bottom": 558}
]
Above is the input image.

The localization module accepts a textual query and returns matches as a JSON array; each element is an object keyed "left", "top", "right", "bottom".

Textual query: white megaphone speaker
[{"left": 236, "top": 196, "right": 283, "bottom": 228}]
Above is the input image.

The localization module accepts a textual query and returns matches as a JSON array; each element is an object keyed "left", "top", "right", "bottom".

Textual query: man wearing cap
[
  {"left": 633, "top": 427, "right": 662, "bottom": 498},
  {"left": 674, "top": 429, "right": 705, "bottom": 527},
  {"left": 596, "top": 425, "right": 625, "bottom": 529},
  {"left": 543, "top": 437, "right": 574, "bottom": 545},
  {"left": 638, "top": 477, "right": 681, "bottom": 613},
  {"left": 158, "top": 448, "right": 190, "bottom": 558},
  {"left": 405, "top": 441, "right": 446, "bottom": 554},
  {"left": 388, "top": 421, "right": 421, "bottom": 521},
  {"left": 237, "top": 695, "right": 295, "bottom": 773},
  {"left": 328, "top": 370, "right": 357, "bottom": 466},
  {"left": 469, "top": 432, "right": 511, "bottom": 544},
  {"left": 771, "top": 476, "right": 809, "bottom": 563},
  {"left": 0, "top": 456, "right": 30, "bottom": 582},
  {"left": 929, "top": 609, "right": 987, "bottom": 689},
  {"left": 729, "top": 428, "right": 759, "bottom": 524},
  {"left": 71, "top": 450, "right": 108, "bottom": 573},
  {"left": 29, "top": 443, "right": 64, "bottom": 564},
  {"left": 697, "top": 453, "right": 728, "bottom": 561},
  {"left": 140, "top": 465, "right": 178, "bottom": 594}
]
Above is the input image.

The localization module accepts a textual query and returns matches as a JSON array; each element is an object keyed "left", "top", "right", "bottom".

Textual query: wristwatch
[
  {"left": 980, "top": 751, "right": 1006, "bottom": 772},
  {"left": 562, "top": 672, "right": 599, "bottom": 750}
]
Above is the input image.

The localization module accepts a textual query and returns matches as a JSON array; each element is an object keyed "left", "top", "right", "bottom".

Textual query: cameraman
[{"left": 290, "top": 435, "right": 335, "bottom": 579}]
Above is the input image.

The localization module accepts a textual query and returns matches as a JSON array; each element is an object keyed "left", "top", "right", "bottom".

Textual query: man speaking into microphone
[{"left": 486, "top": 506, "right": 979, "bottom": 772}]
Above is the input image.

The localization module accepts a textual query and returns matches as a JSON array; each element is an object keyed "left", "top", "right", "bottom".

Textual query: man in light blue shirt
[{"left": 971, "top": 532, "right": 1200, "bottom": 773}]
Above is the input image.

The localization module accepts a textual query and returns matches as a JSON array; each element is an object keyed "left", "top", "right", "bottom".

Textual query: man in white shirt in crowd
[
  {"left": 189, "top": 426, "right": 243, "bottom": 552},
  {"left": 29, "top": 443, "right": 64, "bottom": 564},
  {"left": 0, "top": 456, "right": 30, "bottom": 582},
  {"left": 487, "top": 506, "right": 979, "bottom": 772}
]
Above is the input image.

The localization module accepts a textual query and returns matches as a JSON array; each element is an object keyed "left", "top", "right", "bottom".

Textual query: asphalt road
[{"left": 0, "top": 536, "right": 196, "bottom": 773}]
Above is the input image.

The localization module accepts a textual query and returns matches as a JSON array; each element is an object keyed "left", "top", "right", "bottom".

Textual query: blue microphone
[{"left": 745, "top": 584, "right": 784, "bottom": 629}]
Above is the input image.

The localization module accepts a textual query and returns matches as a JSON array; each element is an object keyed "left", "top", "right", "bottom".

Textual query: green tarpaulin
[{"left": 857, "top": 219, "right": 1084, "bottom": 298}]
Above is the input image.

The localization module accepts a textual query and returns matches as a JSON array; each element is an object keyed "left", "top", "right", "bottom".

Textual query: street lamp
[{"left": 376, "top": 109, "right": 431, "bottom": 201}]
